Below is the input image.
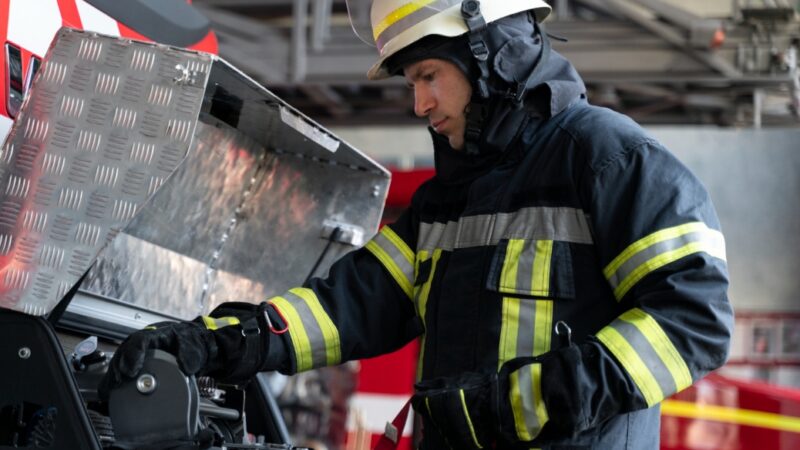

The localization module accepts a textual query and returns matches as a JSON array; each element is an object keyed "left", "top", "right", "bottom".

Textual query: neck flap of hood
[{"left": 433, "top": 13, "right": 586, "bottom": 184}]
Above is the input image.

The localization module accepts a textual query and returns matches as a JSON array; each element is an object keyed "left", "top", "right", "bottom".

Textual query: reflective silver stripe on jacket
[{"left": 417, "top": 207, "right": 593, "bottom": 252}]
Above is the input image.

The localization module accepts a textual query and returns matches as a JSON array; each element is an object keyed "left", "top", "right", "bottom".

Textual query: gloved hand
[
  {"left": 99, "top": 302, "right": 277, "bottom": 399},
  {"left": 411, "top": 371, "right": 498, "bottom": 450},
  {"left": 411, "top": 357, "right": 550, "bottom": 449}
]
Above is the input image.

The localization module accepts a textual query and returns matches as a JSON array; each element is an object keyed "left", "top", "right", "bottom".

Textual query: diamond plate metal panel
[
  {"left": 0, "top": 28, "right": 212, "bottom": 315},
  {"left": 1, "top": 28, "right": 389, "bottom": 320},
  {"left": 82, "top": 121, "right": 388, "bottom": 320}
]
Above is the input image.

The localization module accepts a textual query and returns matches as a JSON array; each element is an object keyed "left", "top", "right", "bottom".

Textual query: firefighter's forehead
[{"left": 403, "top": 59, "right": 449, "bottom": 80}]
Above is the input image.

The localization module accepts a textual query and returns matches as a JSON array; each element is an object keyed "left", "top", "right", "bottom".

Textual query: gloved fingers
[
  {"left": 174, "top": 325, "right": 214, "bottom": 376},
  {"left": 111, "top": 324, "right": 183, "bottom": 379},
  {"left": 115, "top": 330, "right": 159, "bottom": 378},
  {"left": 97, "top": 331, "right": 157, "bottom": 400},
  {"left": 413, "top": 388, "right": 489, "bottom": 450},
  {"left": 97, "top": 362, "right": 121, "bottom": 400}
]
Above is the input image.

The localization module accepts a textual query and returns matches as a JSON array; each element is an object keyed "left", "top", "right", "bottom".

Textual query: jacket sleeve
[
  {"left": 516, "top": 138, "right": 734, "bottom": 440},
  {"left": 264, "top": 208, "right": 422, "bottom": 375}
]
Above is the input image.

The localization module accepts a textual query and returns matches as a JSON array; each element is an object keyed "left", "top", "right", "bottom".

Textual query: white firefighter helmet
[{"left": 346, "top": 0, "right": 552, "bottom": 80}]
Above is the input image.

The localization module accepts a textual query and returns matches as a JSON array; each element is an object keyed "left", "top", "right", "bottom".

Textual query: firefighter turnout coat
[{"left": 265, "top": 51, "right": 734, "bottom": 449}]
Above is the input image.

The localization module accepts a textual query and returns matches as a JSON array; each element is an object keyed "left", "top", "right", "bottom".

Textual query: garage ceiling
[{"left": 192, "top": 0, "right": 800, "bottom": 127}]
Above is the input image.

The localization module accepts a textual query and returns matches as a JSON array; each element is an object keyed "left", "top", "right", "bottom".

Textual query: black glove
[
  {"left": 100, "top": 302, "right": 276, "bottom": 399},
  {"left": 412, "top": 358, "right": 551, "bottom": 449},
  {"left": 411, "top": 371, "right": 498, "bottom": 450},
  {"left": 494, "top": 357, "right": 550, "bottom": 447}
]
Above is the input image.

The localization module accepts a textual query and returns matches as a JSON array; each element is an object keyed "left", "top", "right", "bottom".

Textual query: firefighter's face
[{"left": 404, "top": 58, "right": 472, "bottom": 150}]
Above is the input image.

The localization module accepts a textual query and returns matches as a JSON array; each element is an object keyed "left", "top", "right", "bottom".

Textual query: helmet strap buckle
[
  {"left": 468, "top": 40, "right": 489, "bottom": 62},
  {"left": 464, "top": 102, "right": 487, "bottom": 155},
  {"left": 461, "top": 1, "right": 491, "bottom": 155},
  {"left": 506, "top": 82, "right": 527, "bottom": 105}
]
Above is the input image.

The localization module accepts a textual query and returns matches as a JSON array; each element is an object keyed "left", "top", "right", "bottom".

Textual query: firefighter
[{"left": 102, "top": 1, "right": 734, "bottom": 448}]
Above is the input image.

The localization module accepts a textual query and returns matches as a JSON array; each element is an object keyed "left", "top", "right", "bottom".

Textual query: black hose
[{"left": 303, "top": 227, "right": 341, "bottom": 286}]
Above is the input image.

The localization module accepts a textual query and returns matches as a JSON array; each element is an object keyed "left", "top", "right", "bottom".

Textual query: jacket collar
[{"left": 432, "top": 49, "right": 585, "bottom": 184}]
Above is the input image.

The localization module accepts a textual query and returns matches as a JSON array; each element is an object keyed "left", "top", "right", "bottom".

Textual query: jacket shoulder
[{"left": 556, "top": 104, "right": 659, "bottom": 174}]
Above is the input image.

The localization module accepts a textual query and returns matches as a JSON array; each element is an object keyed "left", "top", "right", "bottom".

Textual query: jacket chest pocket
[
  {"left": 487, "top": 239, "right": 575, "bottom": 368},
  {"left": 486, "top": 239, "right": 575, "bottom": 299}
]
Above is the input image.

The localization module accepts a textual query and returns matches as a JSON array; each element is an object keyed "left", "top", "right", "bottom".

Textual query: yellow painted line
[{"left": 662, "top": 400, "right": 800, "bottom": 434}]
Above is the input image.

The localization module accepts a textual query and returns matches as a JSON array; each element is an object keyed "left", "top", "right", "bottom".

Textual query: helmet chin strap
[
  {"left": 460, "top": 1, "right": 550, "bottom": 155},
  {"left": 461, "top": 0, "right": 490, "bottom": 155}
]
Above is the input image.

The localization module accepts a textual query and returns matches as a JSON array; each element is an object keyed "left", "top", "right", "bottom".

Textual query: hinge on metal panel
[
  {"left": 321, "top": 219, "right": 365, "bottom": 247},
  {"left": 173, "top": 63, "right": 199, "bottom": 86}
]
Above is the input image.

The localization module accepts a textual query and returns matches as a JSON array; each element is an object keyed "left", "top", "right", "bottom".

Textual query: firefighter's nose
[{"left": 413, "top": 86, "right": 434, "bottom": 118}]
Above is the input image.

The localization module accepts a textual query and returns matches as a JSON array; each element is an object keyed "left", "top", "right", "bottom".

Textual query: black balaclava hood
[{"left": 384, "top": 10, "right": 585, "bottom": 181}]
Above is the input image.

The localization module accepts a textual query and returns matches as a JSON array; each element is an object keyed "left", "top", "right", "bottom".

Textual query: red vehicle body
[{"left": 0, "top": 0, "right": 217, "bottom": 140}]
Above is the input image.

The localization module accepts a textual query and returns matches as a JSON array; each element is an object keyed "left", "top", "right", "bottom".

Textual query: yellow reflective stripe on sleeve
[
  {"left": 270, "top": 296, "right": 314, "bottom": 372},
  {"left": 596, "top": 326, "right": 663, "bottom": 407},
  {"left": 366, "top": 240, "right": 412, "bottom": 298},
  {"left": 531, "top": 240, "right": 553, "bottom": 296},
  {"left": 201, "top": 316, "right": 241, "bottom": 331},
  {"left": 604, "top": 222, "right": 726, "bottom": 301},
  {"left": 382, "top": 226, "right": 415, "bottom": 264},
  {"left": 289, "top": 288, "right": 342, "bottom": 366},
  {"left": 596, "top": 308, "right": 692, "bottom": 408},
  {"left": 459, "top": 389, "right": 483, "bottom": 449},
  {"left": 619, "top": 309, "right": 692, "bottom": 392},
  {"left": 365, "top": 226, "right": 415, "bottom": 299},
  {"left": 269, "top": 289, "right": 342, "bottom": 372}
]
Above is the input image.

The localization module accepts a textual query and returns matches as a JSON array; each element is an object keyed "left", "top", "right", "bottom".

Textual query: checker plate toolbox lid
[{"left": 0, "top": 28, "right": 389, "bottom": 322}]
